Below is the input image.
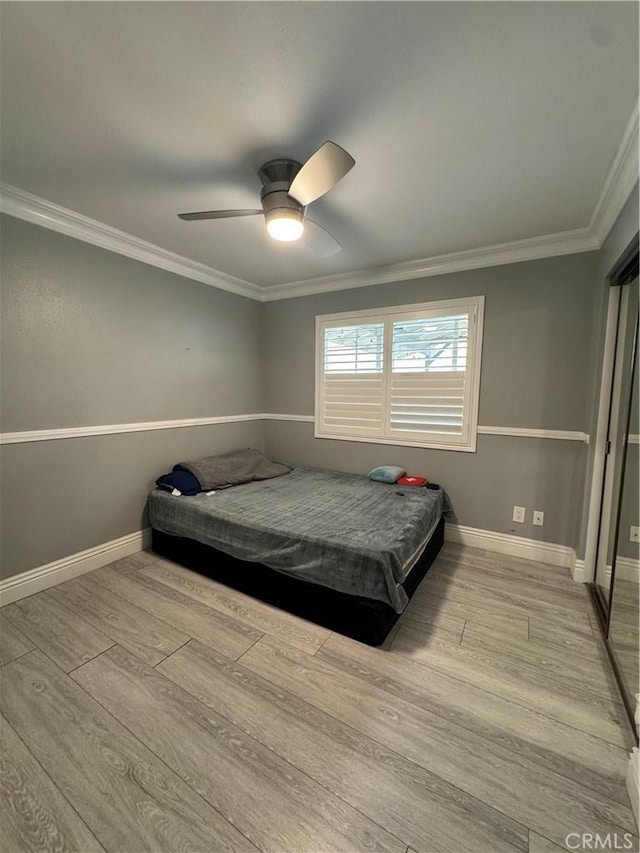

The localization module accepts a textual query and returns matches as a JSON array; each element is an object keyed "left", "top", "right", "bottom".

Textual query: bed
[{"left": 149, "top": 465, "right": 445, "bottom": 646}]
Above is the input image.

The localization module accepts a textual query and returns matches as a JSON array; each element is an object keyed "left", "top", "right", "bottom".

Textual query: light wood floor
[{"left": 1, "top": 543, "right": 637, "bottom": 853}]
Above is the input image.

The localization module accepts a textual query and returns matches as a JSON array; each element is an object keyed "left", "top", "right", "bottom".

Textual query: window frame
[{"left": 315, "top": 295, "right": 485, "bottom": 452}]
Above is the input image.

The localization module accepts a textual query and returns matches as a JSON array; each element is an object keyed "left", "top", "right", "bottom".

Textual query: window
[{"left": 315, "top": 296, "right": 484, "bottom": 451}]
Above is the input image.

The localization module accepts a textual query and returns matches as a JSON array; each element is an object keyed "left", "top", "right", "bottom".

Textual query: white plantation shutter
[
  {"left": 388, "top": 372, "right": 466, "bottom": 439},
  {"left": 318, "top": 322, "right": 386, "bottom": 437},
  {"left": 322, "top": 374, "right": 386, "bottom": 436},
  {"left": 316, "top": 297, "right": 483, "bottom": 451},
  {"left": 388, "top": 312, "right": 470, "bottom": 444}
]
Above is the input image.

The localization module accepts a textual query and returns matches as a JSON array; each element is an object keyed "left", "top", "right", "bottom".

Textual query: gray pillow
[
  {"left": 368, "top": 465, "right": 406, "bottom": 484},
  {"left": 177, "top": 448, "right": 291, "bottom": 491}
]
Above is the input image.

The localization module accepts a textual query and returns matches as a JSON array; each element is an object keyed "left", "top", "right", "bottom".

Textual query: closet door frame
[
  {"left": 583, "top": 240, "right": 639, "bottom": 586},
  {"left": 592, "top": 285, "right": 624, "bottom": 601}
]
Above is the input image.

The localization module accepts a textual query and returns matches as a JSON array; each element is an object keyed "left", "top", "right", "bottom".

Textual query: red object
[{"left": 397, "top": 475, "right": 428, "bottom": 487}]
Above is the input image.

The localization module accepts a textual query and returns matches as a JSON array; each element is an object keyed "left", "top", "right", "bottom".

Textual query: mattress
[{"left": 148, "top": 465, "right": 444, "bottom": 613}]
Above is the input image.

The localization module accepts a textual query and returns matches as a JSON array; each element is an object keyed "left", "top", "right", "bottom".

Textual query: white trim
[
  {"left": 0, "top": 529, "right": 151, "bottom": 606},
  {"left": 572, "top": 557, "right": 587, "bottom": 583},
  {"left": 445, "top": 523, "right": 575, "bottom": 569},
  {"left": 1, "top": 98, "right": 635, "bottom": 305},
  {"left": 0, "top": 414, "right": 590, "bottom": 445},
  {"left": 0, "top": 413, "right": 267, "bottom": 445},
  {"left": 313, "top": 431, "right": 479, "bottom": 453},
  {"left": 477, "top": 426, "right": 589, "bottom": 443},
  {"left": 615, "top": 556, "right": 640, "bottom": 584},
  {"left": 261, "top": 228, "right": 599, "bottom": 302},
  {"left": 317, "top": 295, "right": 488, "bottom": 326},
  {"left": 590, "top": 104, "right": 640, "bottom": 246},
  {"left": 0, "top": 183, "right": 262, "bottom": 302},
  {"left": 578, "top": 554, "right": 640, "bottom": 587},
  {"left": 628, "top": 434, "right": 640, "bottom": 445},
  {"left": 262, "top": 413, "right": 315, "bottom": 423},
  {"left": 627, "top": 748, "right": 639, "bottom": 830},
  {"left": 583, "top": 287, "right": 622, "bottom": 584}
]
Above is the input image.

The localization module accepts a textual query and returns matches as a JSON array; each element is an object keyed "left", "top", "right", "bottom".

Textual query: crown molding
[
  {"left": 0, "top": 183, "right": 262, "bottom": 302},
  {"left": 589, "top": 102, "right": 639, "bottom": 245},
  {"left": 262, "top": 104, "right": 638, "bottom": 301},
  {"left": 1, "top": 103, "right": 637, "bottom": 303},
  {"left": 259, "top": 227, "right": 599, "bottom": 301}
]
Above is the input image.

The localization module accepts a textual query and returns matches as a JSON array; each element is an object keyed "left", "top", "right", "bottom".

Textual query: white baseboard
[
  {"left": 577, "top": 557, "right": 640, "bottom": 588},
  {"left": 628, "top": 748, "right": 639, "bottom": 830},
  {"left": 571, "top": 558, "right": 587, "bottom": 583},
  {"left": 0, "top": 521, "right": 586, "bottom": 607},
  {"left": 616, "top": 556, "right": 640, "bottom": 584},
  {"left": 0, "top": 529, "right": 151, "bottom": 606},
  {"left": 444, "top": 523, "right": 575, "bottom": 569}
]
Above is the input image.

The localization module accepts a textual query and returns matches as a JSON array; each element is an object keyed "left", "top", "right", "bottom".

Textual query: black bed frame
[{"left": 151, "top": 515, "right": 444, "bottom": 646}]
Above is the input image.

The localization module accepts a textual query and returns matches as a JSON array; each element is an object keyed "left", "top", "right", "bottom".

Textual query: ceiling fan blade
[
  {"left": 302, "top": 218, "right": 343, "bottom": 257},
  {"left": 288, "top": 141, "right": 355, "bottom": 207},
  {"left": 178, "top": 209, "right": 262, "bottom": 221}
]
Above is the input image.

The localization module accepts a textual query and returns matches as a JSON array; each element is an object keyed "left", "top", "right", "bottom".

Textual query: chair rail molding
[
  {"left": 1, "top": 414, "right": 589, "bottom": 445},
  {"left": 0, "top": 413, "right": 268, "bottom": 444}
]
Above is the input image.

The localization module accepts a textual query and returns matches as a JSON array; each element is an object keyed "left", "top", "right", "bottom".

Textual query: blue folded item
[
  {"left": 155, "top": 468, "right": 202, "bottom": 496},
  {"left": 368, "top": 465, "right": 406, "bottom": 484}
]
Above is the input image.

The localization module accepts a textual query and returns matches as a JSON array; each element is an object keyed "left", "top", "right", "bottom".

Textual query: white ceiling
[{"left": 1, "top": 1, "right": 638, "bottom": 290}]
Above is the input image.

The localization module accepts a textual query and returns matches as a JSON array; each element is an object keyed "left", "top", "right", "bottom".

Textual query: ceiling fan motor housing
[
  {"left": 261, "top": 183, "right": 303, "bottom": 213},
  {"left": 258, "top": 158, "right": 302, "bottom": 187},
  {"left": 259, "top": 160, "right": 306, "bottom": 235}
]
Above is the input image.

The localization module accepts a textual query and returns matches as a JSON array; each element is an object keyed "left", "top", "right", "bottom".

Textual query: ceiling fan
[{"left": 178, "top": 141, "right": 355, "bottom": 257}]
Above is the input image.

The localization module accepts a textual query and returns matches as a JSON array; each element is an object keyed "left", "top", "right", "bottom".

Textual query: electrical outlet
[
  {"left": 533, "top": 510, "right": 544, "bottom": 527},
  {"left": 630, "top": 526, "right": 640, "bottom": 543},
  {"left": 512, "top": 506, "right": 525, "bottom": 523}
]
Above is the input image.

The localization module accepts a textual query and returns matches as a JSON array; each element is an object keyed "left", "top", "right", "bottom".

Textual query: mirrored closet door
[
  {"left": 593, "top": 264, "right": 639, "bottom": 725},
  {"left": 595, "top": 278, "right": 638, "bottom": 603},
  {"left": 608, "top": 324, "right": 639, "bottom": 705}
]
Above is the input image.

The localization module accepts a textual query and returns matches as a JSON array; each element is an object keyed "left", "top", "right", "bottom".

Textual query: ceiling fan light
[{"left": 265, "top": 209, "right": 304, "bottom": 242}]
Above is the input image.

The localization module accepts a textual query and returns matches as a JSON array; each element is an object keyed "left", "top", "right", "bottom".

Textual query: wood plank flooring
[{"left": 0, "top": 542, "right": 637, "bottom": 852}]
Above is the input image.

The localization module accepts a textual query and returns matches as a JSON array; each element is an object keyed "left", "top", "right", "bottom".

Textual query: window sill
[{"left": 314, "top": 429, "right": 477, "bottom": 453}]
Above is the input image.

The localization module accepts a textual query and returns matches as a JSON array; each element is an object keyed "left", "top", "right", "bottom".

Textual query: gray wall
[
  {"left": 0, "top": 423, "right": 264, "bottom": 577},
  {"left": 1, "top": 216, "right": 263, "bottom": 432},
  {"left": 263, "top": 253, "right": 600, "bottom": 547},
  {"left": 0, "top": 215, "right": 264, "bottom": 578},
  {"left": 3, "top": 193, "right": 638, "bottom": 577}
]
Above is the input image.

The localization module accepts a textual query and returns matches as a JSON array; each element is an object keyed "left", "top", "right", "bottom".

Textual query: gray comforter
[{"left": 148, "top": 466, "right": 445, "bottom": 612}]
